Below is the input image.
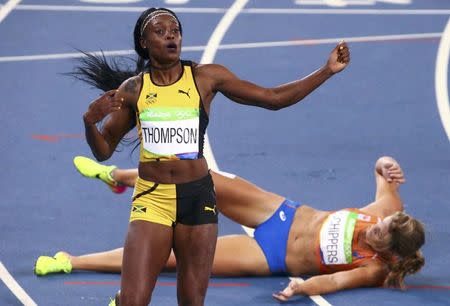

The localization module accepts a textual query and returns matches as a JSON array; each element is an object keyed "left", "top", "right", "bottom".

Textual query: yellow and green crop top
[{"left": 136, "top": 61, "right": 208, "bottom": 162}]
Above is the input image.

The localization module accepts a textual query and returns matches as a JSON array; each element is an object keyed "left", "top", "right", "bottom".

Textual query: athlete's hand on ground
[
  {"left": 272, "top": 279, "right": 301, "bottom": 302},
  {"left": 377, "top": 157, "right": 406, "bottom": 184},
  {"left": 83, "top": 90, "right": 123, "bottom": 125},
  {"left": 327, "top": 41, "right": 350, "bottom": 74}
]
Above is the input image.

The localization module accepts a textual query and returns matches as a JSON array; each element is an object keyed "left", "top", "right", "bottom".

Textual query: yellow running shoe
[
  {"left": 108, "top": 291, "right": 120, "bottom": 306},
  {"left": 34, "top": 252, "right": 72, "bottom": 276},
  {"left": 73, "top": 156, "right": 127, "bottom": 194}
]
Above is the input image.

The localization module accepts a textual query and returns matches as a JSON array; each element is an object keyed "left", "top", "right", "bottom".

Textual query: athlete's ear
[{"left": 140, "top": 38, "right": 148, "bottom": 49}]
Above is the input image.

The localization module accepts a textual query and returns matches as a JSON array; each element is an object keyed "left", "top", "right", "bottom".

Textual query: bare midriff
[
  {"left": 138, "top": 157, "right": 209, "bottom": 184},
  {"left": 285, "top": 205, "right": 329, "bottom": 275}
]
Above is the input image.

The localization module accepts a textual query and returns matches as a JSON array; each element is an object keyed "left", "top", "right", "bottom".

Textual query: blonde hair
[{"left": 382, "top": 212, "right": 425, "bottom": 288}]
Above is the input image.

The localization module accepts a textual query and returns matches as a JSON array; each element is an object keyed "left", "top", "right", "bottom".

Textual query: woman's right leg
[
  {"left": 66, "top": 234, "right": 269, "bottom": 277},
  {"left": 118, "top": 220, "right": 173, "bottom": 306},
  {"left": 73, "top": 156, "right": 138, "bottom": 189},
  {"left": 210, "top": 172, "right": 285, "bottom": 228},
  {"left": 69, "top": 248, "right": 123, "bottom": 273},
  {"left": 111, "top": 168, "right": 138, "bottom": 187},
  {"left": 209, "top": 235, "right": 270, "bottom": 276}
]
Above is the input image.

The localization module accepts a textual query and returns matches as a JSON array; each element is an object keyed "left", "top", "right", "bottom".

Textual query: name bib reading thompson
[
  {"left": 140, "top": 107, "right": 199, "bottom": 156},
  {"left": 320, "top": 211, "right": 357, "bottom": 265}
]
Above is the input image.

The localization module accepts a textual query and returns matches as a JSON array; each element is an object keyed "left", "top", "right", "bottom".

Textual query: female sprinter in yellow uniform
[
  {"left": 35, "top": 156, "right": 424, "bottom": 300},
  {"left": 76, "top": 6, "right": 349, "bottom": 306}
]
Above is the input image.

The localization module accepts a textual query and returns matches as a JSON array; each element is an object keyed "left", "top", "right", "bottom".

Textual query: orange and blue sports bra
[
  {"left": 315, "top": 208, "right": 387, "bottom": 274},
  {"left": 136, "top": 60, "right": 208, "bottom": 162}
]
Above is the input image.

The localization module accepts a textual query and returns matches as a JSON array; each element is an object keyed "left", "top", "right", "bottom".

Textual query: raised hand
[
  {"left": 377, "top": 156, "right": 406, "bottom": 184},
  {"left": 381, "top": 162, "right": 405, "bottom": 184},
  {"left": 327, "top": 41, "right": 350, "bottom": 74},
  {"left": 83, "top": 90, "right": 123, "bottom": 125}
]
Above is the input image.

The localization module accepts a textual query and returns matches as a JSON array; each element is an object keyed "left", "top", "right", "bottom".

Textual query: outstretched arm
[
  {"left": 360, "top": 156, "right": 405, "bottom": 218},
  {"left": 206, "top": 42, "right": 350, "bottom": 110},
  {"left": 273, "top": 263, "right": 385, "bottom": 301}
]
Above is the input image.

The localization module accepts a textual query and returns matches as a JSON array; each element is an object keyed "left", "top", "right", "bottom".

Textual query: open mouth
[{"left": 166, "top": 43, "right": 177, "bottom": 51}]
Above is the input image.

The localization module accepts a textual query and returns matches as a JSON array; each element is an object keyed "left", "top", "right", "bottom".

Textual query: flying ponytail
[{"left": 68, "top": 51, "right": 138, "bottom": 92}]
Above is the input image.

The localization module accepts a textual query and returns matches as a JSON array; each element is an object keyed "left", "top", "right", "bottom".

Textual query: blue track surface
[{"left": 1, "top": 0, "right": 449, "bottom": 305}]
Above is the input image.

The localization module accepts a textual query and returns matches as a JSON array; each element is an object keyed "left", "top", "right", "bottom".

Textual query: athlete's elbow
[
  {"left": 96, "top": 155, "right": 109, "bottom": 162},
  {"left": 264, "top": 96, "right": 284, "bottom": 110},
  {"left": 88, "top": 141, "right": 116, "bottom": 162},
  {"left": 91, "top": 149, "right": 113, "bottom": 162},
  {"left": 265, "top": 103, "right": 283, "bottom": 111},
  {"left": 257, "top": 90, "right": 283, "bottom": 110},
  {"left": 93, "top": 153, "right": 109, "bottom": 162}
]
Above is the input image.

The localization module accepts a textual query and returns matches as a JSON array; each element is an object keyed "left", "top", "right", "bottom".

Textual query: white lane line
[
  {"left": 0, "top": 46, "right": 204, "bottom": 62},
  {"left": 295, "top": 0, "right": 412, "bottom": 5},
  {"left": 199, "top": 1, "right": 332, "bottom": 305},
  {"left": 80, "top": 0, "right": 142, "bottom": 3},
  {"left": 435, "top": 18, "right": 450, "bottom": 141},
  {"left": 1, "top": 4, "right": 37, "bottom": 306},
  {"left": 0, "top": 49, "right": 136, "bottom": 62},
  {"left": 296, "top": 0, "right": 370, "bottom": 5},
  {"left": 0, "top": 32, "right": 441, "bottom": 63},
  {"left": 9, "top": 5, "right": 450, "bottom": 15},
  {"left": 14, "top": 4, "right": 226, "bottom": 13},
  {"left": 200, "top": 0, "right": 249, "bottom": 173},
  {"left": 0, "top": 261, "right": 38, "bottom": 306},
  {"left": 295, "top": 0, "right": 412, "bottom": 6},
  {"left": 244, "top": 8, "right": 450, "bottom": 15},
  {"left": 0, "top": 0, "right": 21, "bottom": 23},
  {"left": 216, "top": 32, "right": 442, "bottom": 50},
  {"left": 288, "top": 277, "right": 333, "bottom": 306},
  {"left": 199, "top": 0, "right": 248, "bottom": 64}
]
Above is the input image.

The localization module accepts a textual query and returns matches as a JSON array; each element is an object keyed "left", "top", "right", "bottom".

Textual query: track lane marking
[
  {"left": 0, "top": 262, "right": 37, "bottom": 306},
  {"left": 4, "top": 5, "right": 450, "bottom": 15},
  {"left": 0, "top": 32, "right": 441, "bottom": 63},
  {"left": 435, "top": 18, "right": 450, "bottom": 141},
  {"left": 198, "top": 1, "right": 332, "bottom": 305}
]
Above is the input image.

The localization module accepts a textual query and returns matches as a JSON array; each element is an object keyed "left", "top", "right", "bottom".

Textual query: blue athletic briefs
[{"left": 253, "top": 199, "right": 301, "bottom": 274}]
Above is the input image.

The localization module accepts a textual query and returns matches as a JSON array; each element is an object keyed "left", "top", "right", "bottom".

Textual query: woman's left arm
[
  {"left": 211, "top": 42, "right": 350, "bottom": 110},
  {"left": 359, "top": 156, "right": 405, "bottom": 217},
  {"left": 273, "top": 264, "right": 385, "bottom": 301}
]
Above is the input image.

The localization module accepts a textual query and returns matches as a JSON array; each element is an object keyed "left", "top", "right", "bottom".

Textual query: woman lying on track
[{"left": 35, "top": 155, "right": 425, "bottom": 300}]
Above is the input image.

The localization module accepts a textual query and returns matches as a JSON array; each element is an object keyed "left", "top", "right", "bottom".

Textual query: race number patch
[
  {"left": 319, "top": 211, "right": 357, "bottom": 265},
  {"left": 140, "top": 107, "right": 199, "bottom": 156}
]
